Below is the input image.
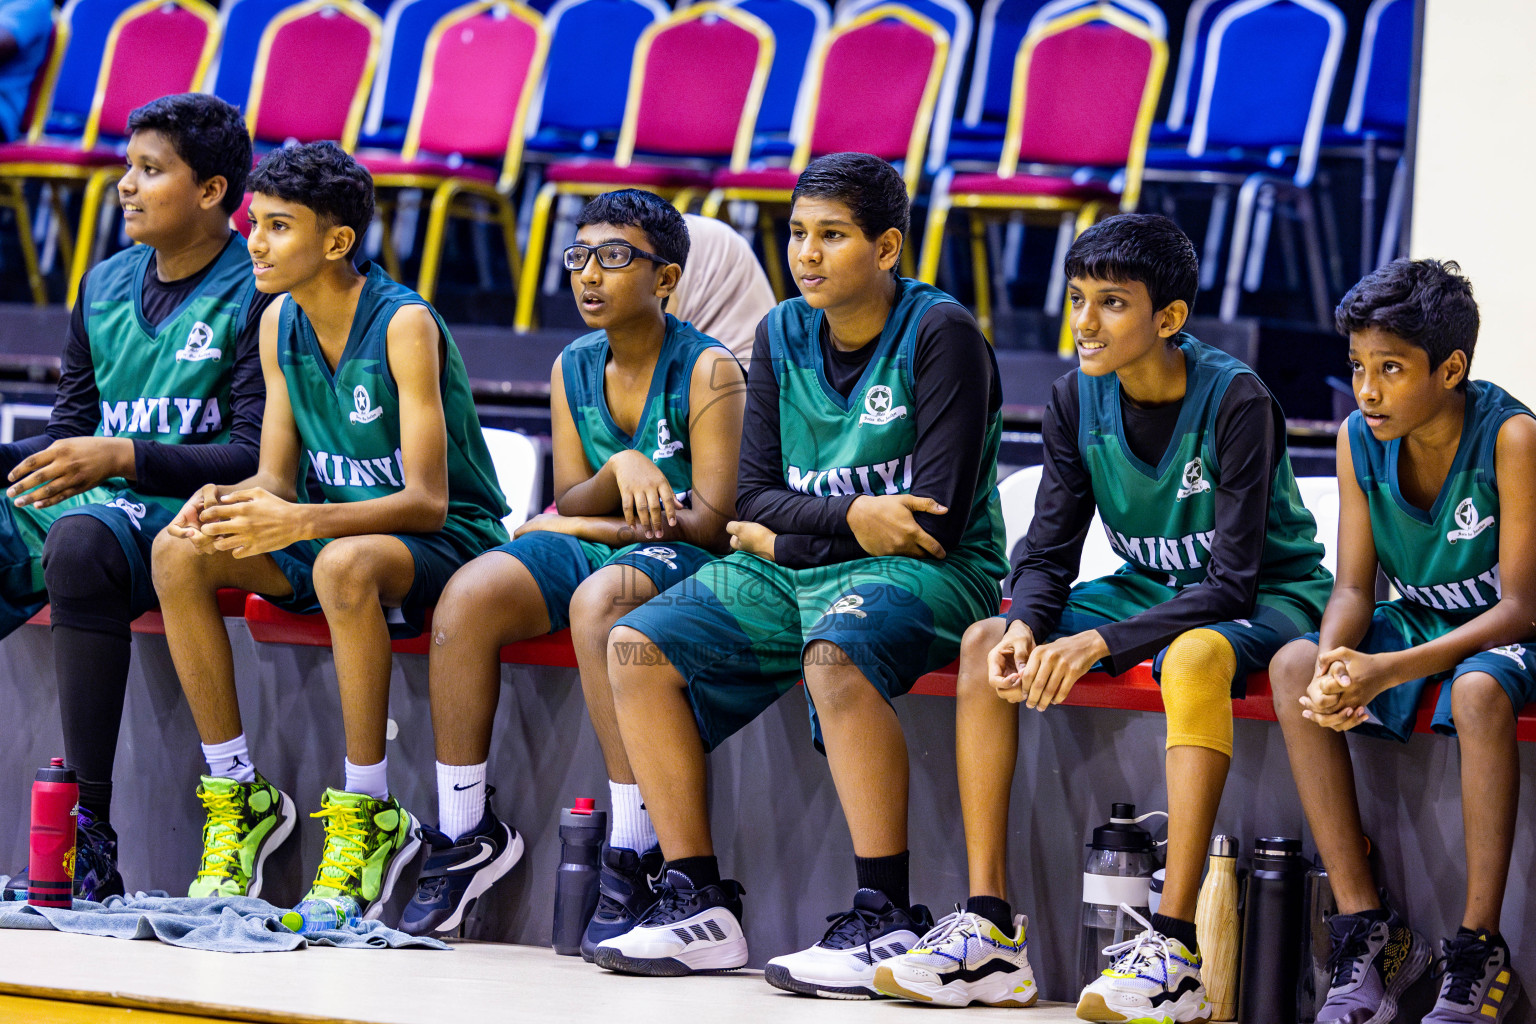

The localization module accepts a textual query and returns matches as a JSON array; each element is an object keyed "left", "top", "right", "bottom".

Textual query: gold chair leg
[
  {"left": 916, "top": 194, "right": 950, "bottom": 285},
  {"left": 494, "top": 192, "right": 522, "bottom": 296},
  {"left": 418, "top": 181, "right": 463, "bottom": 304},
  {"left": 670, "top": 188, "right": 697, "bottom": 213},
  {"left": 515, "top": 181, "right": 560, "bottom": 333},
  {"left": 68, "top": 168, "right": 123, "bottom": 308},
  {"left": 48, "top": 184, "right": 75, "bottom": 287},
  {"left": 758, "top": 208, "right": 786, "bottom": 301},
  {"left": 700, "top": 189, "right": 725, "bottom": 220},
  {"left": 970, "top": 213, "right": 992, "bottom": 342},
  {"left": 1058, "top": 201, "right": 1103, "bottom": 357},
  {"left": 376, "top": 194, "right": 404, "bottom": 285},
  {"left": 0, "top": 181, "right": 47, "bottom": 305}
]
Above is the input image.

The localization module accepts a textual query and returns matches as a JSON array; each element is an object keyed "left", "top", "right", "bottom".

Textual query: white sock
[
  {"left": 344, "top": 756, "right": 389, "bottom": 801},
  {"left": 436, "top": 761, "right": 488, "bottom": 841},
  {"left": 609, "top": 781, "right": 655, "bottom": 854},
  {"left": 202, "top": 735, "right": 256, "bottom": 783}
]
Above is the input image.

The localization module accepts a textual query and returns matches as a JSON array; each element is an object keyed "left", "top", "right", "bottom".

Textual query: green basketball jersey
[
  {"left": 1349, "top": 379, "right": 1531, "bottom": 623},
  {"left": 561, "top": 313, "right": 730, "bottom": 501},
  {"left": 83, "top": 234, "right": 256, "bottom": 509},
  {"left": 1079, "top": 336, "right": 1324, "bottom": 589},
  {"left": 278, "top": 263, "right": 508, "bottom": 553},
  {"left": 765, "top": 278, "right": 1006, "bottom": 584}
]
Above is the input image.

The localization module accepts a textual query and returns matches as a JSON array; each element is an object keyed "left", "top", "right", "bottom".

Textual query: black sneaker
[
  {"left": 399, "top": 804, "right": 524, "bottom": 936},
  {"left": 592, "top": 869, "right": 747, "bottom": 976},
  {"left": 764, "top": 888, "right": 935, "bottom": 999},
  {"left": 580, "top": 845, "right": 664, "bottom": 962},
  {"left": 1423, "top": 930, "right": 1522, "bottom": 1024},
  {"left": 74, "top": 807, "right": 125, "bottom": 903},
  {"left": 1317, "top": 909, "right": 1430, "bottom": 1024}
]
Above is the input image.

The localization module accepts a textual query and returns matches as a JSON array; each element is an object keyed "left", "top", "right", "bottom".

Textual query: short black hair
[
  {"left": 575, "top": 189, "right": 689, "bottom": 269},
  {"left": 248, "top": 142, "right": 375, "bottom": 259},
  {"left": 1335, "top": 258, "right": 1479, "bottom": 388},
  {"left": 1065, "top": 213, "right": 1199, "bottom": 314},
  {"left": 127, "top": 93, "right": 252, "bottom": 214},
  {"left": 792, "top": 152, "right": 910, "bottom": 257}
]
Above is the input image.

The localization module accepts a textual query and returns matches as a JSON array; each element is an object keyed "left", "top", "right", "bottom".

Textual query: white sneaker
[
  {"left": 873, "top": 908, "right": 1039, "bottom": 1007},
  {"left": 1077, "top": 906, "right": 1210, "bottom": 1024},
  {"left": 764, "top": 888, "right": 933, "bottom": 999},
  {"left": 592, "top": 869, "right": 747, "bottom": 976}
]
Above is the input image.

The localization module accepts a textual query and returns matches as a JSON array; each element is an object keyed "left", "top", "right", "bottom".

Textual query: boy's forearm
[
  {"left": 556, "top": 460, "right": 622, "bottom": 516},
  {"left": 565, "top": 509, "right": 730, "bottom": 553},
  {"left": 1380, "top": 599, "right": 1536, "bottom": 685},
  {"left": 1316, "top": 587, "right": 1377, "bottom": 654},
  {"left": 294, "top": 488, "right": 447, "bottom": 539}
]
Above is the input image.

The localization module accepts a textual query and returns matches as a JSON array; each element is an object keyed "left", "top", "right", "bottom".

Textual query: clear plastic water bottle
[
  {"left": 281, "top": 895, "right": 362, "bottom": 934},
  {"left": 1078, "top": 802, "right": 1162, "bottom": 989}
]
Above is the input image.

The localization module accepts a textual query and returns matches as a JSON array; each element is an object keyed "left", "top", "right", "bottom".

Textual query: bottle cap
[
  {"left": 1090, "top": 803, "right": 1153, "bottom": 853},
  {"left": 1253, "top": 836, "right": 1303, "bottom": 857},
  {"left": 572, "top": 797, "right": 595, "bottom": 814},
  {"left": 1209, "top": 834, "right": 1238, "bottom": 858},
  {"left": 50, "top": 758, "right": 64, "bottom": 767}
]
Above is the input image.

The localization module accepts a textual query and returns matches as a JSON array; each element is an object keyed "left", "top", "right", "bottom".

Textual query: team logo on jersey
[
  {"left": 349, "top": 385, "right": 384, "bottom": 424},
  {"left": 636, "top": 546, "right": 678, "bottom": 570},
  {"left": 174, "top": 321, "right": 222, "bottom": 362},
  {"left": 104, "top": 496, "right": 148, "bottom": 530},
  {"left": 1446, "top": 497, "right": 1494, "bottom": 543},
  {"left": 652, "top": 417, "right": 684, "bottom": 460},
  {"left": 859, "top": 385, "right": 907, "bottom": 426},
  {"left": 1490, "top": 643, "right": 1528, "bottom": 666},
  {"left": 827, "top": 594, "right": 867, "bottom": 618},
  {"left": 1176, "top": 457, "right": 1212, "bottom": 500}
]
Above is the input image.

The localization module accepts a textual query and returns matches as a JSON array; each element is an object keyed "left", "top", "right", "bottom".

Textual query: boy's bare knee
[
  {"left": 962, "top": 617, "right": 1005, "bottom": 664},
  {"left": 803, "top": 642, "right": 877, "bottom": 716},
  {"left": 152, "top": 529, "right": 202, "bottom": 592},
  {"left": 1269, "top": 639, "right": 1318, "bottom": 706},
  {"left": 570, "top": 574, "right": 629, "bottom": 639},
  {"left": 607, "top": 625, "right": 663, "bottom": 696},
  {"left": 312, "top": 539, "right": 384, "bottom": 612},
  {"left": 1451, "top": 672, "right": 1509, "bottom": 732}
]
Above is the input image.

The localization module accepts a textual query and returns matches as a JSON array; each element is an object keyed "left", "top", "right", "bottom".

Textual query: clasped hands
[
  {"left": 165, "top": 483, "right": 303, "bottom": 558},
  {"left": 1299, "top": 647, "right": 1397, "bottom": 732},
  {"left": 986, "top": 618, "right": 1109, "bottom": 710}
]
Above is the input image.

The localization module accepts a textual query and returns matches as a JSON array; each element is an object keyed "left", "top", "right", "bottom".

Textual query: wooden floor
[{"left": 0, "top": 931, "right": 1080, "bottom": 1023}]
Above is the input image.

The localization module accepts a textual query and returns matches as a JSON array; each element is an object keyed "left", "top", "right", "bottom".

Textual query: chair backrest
[
  {"left": 1188, "top": 0, "right": 1345, "bottom": 186},
  {"left": 1026, "top": 0, "right": 1165, "bottom": 37},
  {"left": 723, "top": 0, "right": 830, "bottom": 136},
  {"left": 793, "top": 6, "right": 947, "bottom": 195},
  {"left": 617, "top": 3, "right": 774, "bottom": 170},
  {"left": 39, "top": 0, "right": 139, "bottom": 137},
  {"left": 527, "top": 0, "right": 666, "bottom": 141},
  {"left": 482, "top": 428, "right": 544, "bottom": 529},
  {"left": 361, "top": 0, "right": 467, "bottom": 140},
  {"left": 964, "top": 0, "right": 1050, "bottom": 129},
  {"left": 996, "top": 465, "right": 1124, "bottom": 583},
  {"left": 246, "top": 0, "right": 382, "bottom": 150},
  {"left": 403, "top": 0, "right": 548, "bottom": 188},
  {"left": 837, "top": 0, "right": 969, "bottom": 173},
  {"left": 1002, "top": 5, "right": 1166, "bottom": 210},
  {"left": 1294, "top": 476, "right": 1339, "bottom": 576},
  {"left": 1343, "top": 0, "right": 1411, "bottom": 135},
  {"left": 208, "top": 0, "right": 290, "bottom": 106},
  {"left": 20, "top": 16, "right": 65, "bottom": 143},
  {"left": 84, "top": 0, "right": 220, "bottom": 149},
  {"left": 1163, "top": 0, "right": 1240, "bottom": 131}
]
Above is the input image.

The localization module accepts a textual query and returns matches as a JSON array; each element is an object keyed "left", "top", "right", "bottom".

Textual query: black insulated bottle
[{"left": 1239, "top": 836, "right": 1309, "bottom": 1024}]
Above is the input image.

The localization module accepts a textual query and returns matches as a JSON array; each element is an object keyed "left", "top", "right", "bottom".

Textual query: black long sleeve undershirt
[
  {"left": 1005, "top": 369, "right": 1279, "bottom": 676},
  {"left": 0, "top": 246, "right": 269, "bottom": 496},
  {"left": 736, "top": 300, "right": 1002, "bottom": 569}
]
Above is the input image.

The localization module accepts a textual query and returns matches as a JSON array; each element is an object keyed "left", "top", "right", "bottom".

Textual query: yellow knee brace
[{"left": 1161, "top": 628, "right": 1237, "bottom": 756}]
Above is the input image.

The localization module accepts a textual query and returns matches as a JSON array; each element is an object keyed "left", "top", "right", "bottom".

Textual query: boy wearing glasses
[
  {"left": 152, "top": 143, "right": 510, "bottom": 914},
  {"left": 399, "top": 189, "right": 743, "bottom": 938}
]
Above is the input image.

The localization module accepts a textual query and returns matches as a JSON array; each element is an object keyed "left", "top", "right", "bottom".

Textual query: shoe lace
[
  {"left": 1325, "top": 916, "right": 1376, "bottom": 988},
  {"left": 820, "top": 902, "right": 886, "bottom": 951},
  {"left": 311, "top": 801, "right": 371, "bottom": 889},
  {"left": 196, "top": 787, "right": 246, "bottom": 881},
  {"left": 1436, "top": 934, "right": 1493, "bottom": 1006},
  {"left": 1101, "top": 904, "right": 1175, "bottom": 979},
  {"left": 914, "top": 908, "right": 975, "bottom": 951}
]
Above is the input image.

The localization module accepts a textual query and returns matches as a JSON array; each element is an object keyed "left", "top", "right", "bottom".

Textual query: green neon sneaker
[
  {"left": 189, "top": 774, "right": 297, "bottom": 899},
  {"left": 304, "top": 788, "right": 421, "bottom": 919}
]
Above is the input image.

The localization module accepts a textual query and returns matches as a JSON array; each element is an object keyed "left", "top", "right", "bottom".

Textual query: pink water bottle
[{"left": 28, "top": 758, "right": 78, "bottom": 908}]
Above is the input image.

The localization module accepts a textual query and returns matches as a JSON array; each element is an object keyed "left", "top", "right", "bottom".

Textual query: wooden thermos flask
[{"left": 1196, "top": 835, "right": 1241, "bottom": 1021}]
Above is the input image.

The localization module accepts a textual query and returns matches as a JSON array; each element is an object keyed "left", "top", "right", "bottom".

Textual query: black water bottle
[
  {"left": 551, "top": 797, "right": 606, "bottom": 955},
  {"left": 1239, "top": 837, "right": 1309, "bottom": 1024}
]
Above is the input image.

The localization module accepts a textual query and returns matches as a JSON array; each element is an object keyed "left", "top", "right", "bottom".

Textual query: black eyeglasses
[{"left": 563, "top": 242, "right": 671, "bottom": 271}]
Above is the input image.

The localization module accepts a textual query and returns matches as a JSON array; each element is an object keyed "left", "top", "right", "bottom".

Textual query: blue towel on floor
[{"left": 0, "top": 878, "right": 448, "bottom": 953}]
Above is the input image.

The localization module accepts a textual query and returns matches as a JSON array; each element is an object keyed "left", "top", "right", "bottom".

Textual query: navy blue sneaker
[
  {"left": 74, "top": 808, "right": 125, "bottom": 903},
  {"left": 593, "top": 870, "right": 748, "bottom": 976},
  {"left": 580, "top": 845, "right": 664, "bottom": 961},
  {"left": 399, "top": 805, "right": 524, "bottom": 936}
]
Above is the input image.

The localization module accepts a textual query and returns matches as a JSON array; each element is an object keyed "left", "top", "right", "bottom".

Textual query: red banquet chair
[
  {"left": 244, "top": 0, "right": 382, "bottom": 153},
  {"left": 513, "top": 1, "right": 774, "bottom": 332},
  {"left": 916, "top": 2, "right": 1166, "bottom": 343},
  {"left": 701, "top": 4, "right": 948, "bottom": 297},
  {"left": 0, "top": 0, "right": 220, "bottom": 307},
  {"left": 356, "top": 0, "right": 548, "bottom": 302}
]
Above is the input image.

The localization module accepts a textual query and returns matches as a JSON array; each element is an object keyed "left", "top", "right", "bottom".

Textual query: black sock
[
  {"left": 854, "top": 851, "right": 910, "bottom": 910},
  {"left": 77, "top": 780, "right": 114, "bottom": 826},
  {"left": 966, "top": 895, "right": 1014, "bottom": 935},
  {"left": 667, "top": 856, "right": 720, "bottom": 888},
  {"left": 1357, "top": 907, "right": 1392, "bottom": 924},
  {"left": 1154, "top": 913, "right": 1199, "bottom": 955}
]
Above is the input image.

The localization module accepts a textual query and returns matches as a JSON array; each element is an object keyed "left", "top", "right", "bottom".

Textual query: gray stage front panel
[{"left": 0, "top": 622, "right": 1530, "bottom": 1015}]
